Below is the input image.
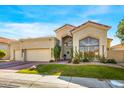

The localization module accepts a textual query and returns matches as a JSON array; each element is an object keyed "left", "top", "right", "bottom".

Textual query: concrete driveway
[
  {"left": 0, "top": 61, "right": 67, "bottom": 72},
  {"left": 0, "top": 61, "right": 48, "bottom": 72}
]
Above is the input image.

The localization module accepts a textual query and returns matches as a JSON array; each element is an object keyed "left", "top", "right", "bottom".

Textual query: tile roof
[
  {"left": 0, "top": 37, "right": 15, "bottom": 44},
  {"left": 54, "top": 21, "right": 111, "bottom": 33},
  {"left": 107, "top": 38, "right": 113, "bottom": 41},
  {"left": 70, "top": 21, "right": 111, "bottom": 33},
  {"left": 54, "top": 24, "right": 76, "bottom": 32},
  {"left": 111, "top": 43, "right": 124, "bottom": 49}
]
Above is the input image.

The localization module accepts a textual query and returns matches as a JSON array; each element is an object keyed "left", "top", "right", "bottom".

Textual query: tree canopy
[{"left": 116, "top": 18, "right": 124, "bottom": 44}]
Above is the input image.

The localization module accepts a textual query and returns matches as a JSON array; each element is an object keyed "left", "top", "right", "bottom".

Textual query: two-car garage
[
  {"left": 14, "top": 48, "right": 51, "bottom": 62},
  {"left": 11, "top": 37, "right": 57, "bottom": 62},
  {"left": 15, "top": 50, "right": 22, "bottom": 61},
  {"left": 26, "top": 49, "right": 51, "bottom": 61}
]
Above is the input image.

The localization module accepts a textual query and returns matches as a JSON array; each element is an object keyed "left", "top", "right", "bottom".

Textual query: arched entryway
[{"left": 62, "top": 36, "right": 72, "bottom": 60}]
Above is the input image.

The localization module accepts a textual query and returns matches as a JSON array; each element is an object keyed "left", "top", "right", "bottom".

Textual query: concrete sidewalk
[{"left": 1, "top": 71, "right": 124, "bottom": 88}]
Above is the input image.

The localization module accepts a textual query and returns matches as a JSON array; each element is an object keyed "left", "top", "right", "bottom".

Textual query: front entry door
[
  {"left": 62, "top": 36, "right": 72, "bottom": 60},
  {"left": 63, "top": 47, "right": 71, "bottom": 59}
]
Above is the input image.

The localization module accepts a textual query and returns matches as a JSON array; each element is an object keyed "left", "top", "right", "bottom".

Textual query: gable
[
  {"left": 71, "top": 21, "right": 111, "bottom": 34},
  {"left": 55, "top": 24, "right": 75, "bottom": 32},
  {"left": 72, "top": 25, "right": 108, "bottom": 43},
  {"left": 55, "top": 24, "right": 75, "bottom": 40},
  {"left": 73, "top": 25, "right": 107, "bottom": 36}
]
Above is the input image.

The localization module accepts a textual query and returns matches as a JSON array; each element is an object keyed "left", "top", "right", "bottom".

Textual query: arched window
[
  {"left": 79, "top": 37, "right": 99, "bottom": 55},
  {"left": 63, "top": 36, "right": 72, "bottom": 47}
]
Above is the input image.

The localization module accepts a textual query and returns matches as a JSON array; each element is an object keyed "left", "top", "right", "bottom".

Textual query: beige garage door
[
  {"left": 26, "top": 49, "right": 51, "bottom": 61},
  {"left": 15, "top": 50, "right": 22, "bottom": 61}
]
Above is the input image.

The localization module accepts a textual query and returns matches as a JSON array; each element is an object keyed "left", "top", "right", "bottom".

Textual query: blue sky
[{"left": 0, "top": 5, "right": 124, "bottom": 46}]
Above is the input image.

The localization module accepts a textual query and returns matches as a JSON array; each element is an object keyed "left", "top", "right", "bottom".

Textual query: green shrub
[
  {"left": 72, "top": 50, "right": 98, "bottom": 63},
  {"left": 106, "top": 59, "right": 117, "bottom": 64},
  {"left": 49, "top": 60, "right": 55, "bottom": 63},
  {"left": 98, "top": 56, "right": 107, "bottom": 63},
  {"left": 72, "top": 49, "right": 82, "bottom": 64},
  {"left": 70, "top": 48, "right": 73, "bottom": 60},
  {"left": 83, "top": 57, "right": 90, "bottom": 62},
  {"left": 98, "top": 56, "right": 117, "bottom": 64},
  {"left": 72, "top": 58, "right": 80, "bottom": 64},
  {"left": 0, "top": 50, "right": 6, "bottom": 59},
  {"left": 68, "top": 59, "right": 72, "bottom": 63},
  {"left": 84, "top": 52, "right": 95, "bottom": 61},
  {"left": 53, "top": 45, "right": 61, "bottom": 61},
  {"left": 74, "top": 50, "right": 82, "bottom": 60}
]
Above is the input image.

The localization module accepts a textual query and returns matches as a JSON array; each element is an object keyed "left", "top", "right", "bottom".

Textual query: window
[
  {"left": 63, "top": 36, "right": 72, "bottom": 47},
  {"left": 79, "top": 37, "right": 99, "bottom": 55}
]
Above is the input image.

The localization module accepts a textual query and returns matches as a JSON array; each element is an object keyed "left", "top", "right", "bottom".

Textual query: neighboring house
[
  {"left": 0, "top": 37, "right": 14, "bottom": 60},
  {"left": 10, "top": 21, "right": 112, "bottom": 62},
  {"left": 107, "top": 44, "right": 124, "bottom": 62},
  {"left": 111, "top": 43, "right": 124, "bottom": 50}
]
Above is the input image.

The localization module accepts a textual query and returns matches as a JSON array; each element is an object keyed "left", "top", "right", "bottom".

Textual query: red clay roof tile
[{"left": 0, "top": 37, "right": 15, "bottom": 44}]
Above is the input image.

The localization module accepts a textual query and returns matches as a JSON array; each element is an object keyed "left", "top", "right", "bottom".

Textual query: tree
[
  {"left": 0, "top": 50, "right": 6, "bottom": 59},
  {"left": 53, "top": 45, "right": 61, "bottom": 61},
  {"left": 116, "top": 18, "right": 124, "bottom": 44}
]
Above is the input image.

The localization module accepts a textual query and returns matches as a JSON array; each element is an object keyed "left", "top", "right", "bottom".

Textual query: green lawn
[{"left": 17, "top": 64, "right": 124, "bottom": 80}]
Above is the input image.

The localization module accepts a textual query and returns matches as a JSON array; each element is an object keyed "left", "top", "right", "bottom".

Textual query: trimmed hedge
[
  {"left": 0, "top": 50, "right": 6, "bottom": 59},
  {"left": 106, "top": 59, "right": 117, "bottom": 64}
]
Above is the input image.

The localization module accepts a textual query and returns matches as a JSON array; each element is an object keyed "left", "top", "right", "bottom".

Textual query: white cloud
[
  {"left": 81, "top": 6, "right": 110, "bottom": 18},
  {"left": 0, "top": 22, "right": 60, "bottom": 39}
]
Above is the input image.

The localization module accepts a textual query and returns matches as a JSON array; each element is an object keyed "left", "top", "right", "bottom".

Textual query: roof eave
[
  {"left": 71, "top": 21, "right": 111, "bottom": 34},
  {"left": 54, "top": 24, "right": 76, "bottom": 32}
]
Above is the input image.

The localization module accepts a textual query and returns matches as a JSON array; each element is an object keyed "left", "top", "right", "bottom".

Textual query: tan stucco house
[
  {"left": 107, "top": 43, "right": 124, "bottom": 62},
  {"left": 111, "top": 43, "right": 124, "bottom": 50},
  {"left": 10, "top": 21, "right": 112, "bottom": 62},
  {"left": 0, "top": 37, "right": 14, "bottom": 60}
]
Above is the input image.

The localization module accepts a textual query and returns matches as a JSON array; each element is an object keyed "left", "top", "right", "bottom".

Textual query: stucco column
[
  {"left": 100, "top": 44, "right": 107, "bottom": 58},
  {"left": 20, "top": 41, "right": 25, "bottom": 61},
  {"left": 60, "top": 38, "right": 63, "bottom": 60}
]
